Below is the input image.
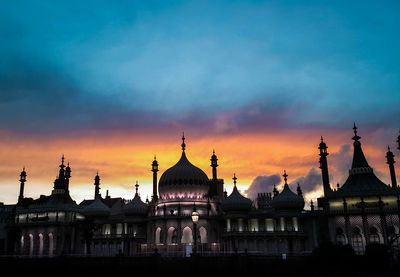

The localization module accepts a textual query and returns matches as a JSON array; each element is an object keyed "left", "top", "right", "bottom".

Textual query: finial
[
  {"left": 321, "top": 136, "right": 324, "bottom": 141},
  {"left": 283, "top": 170, "right": 288, "bottom": 184},
  {"left": 233, "top": 173, "right": 237, "bottom": 186},
  {"left": 181, "top": 132, "right": 186, "bottom": 151},
  {"left": 96, "top": 170, "right": 99, "bottom": 176},
  {"left": 388, "top": 145, "right": 391, "bottom": 152},
  {"left": 135, "top": 181, "right": 139, "bottom": 194},
  {"left": 60, "top": 154, "right": 65, "bottom": 169},
  {"left": 352, "top": 122, "right": 361, "bottom": 141},
  {"left": 154, "top": 155, "right": 157, "bottom": 160}
]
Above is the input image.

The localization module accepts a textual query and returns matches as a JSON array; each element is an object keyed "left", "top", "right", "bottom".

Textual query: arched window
[
  {"left": 29, "top": 234, "right": 34, "bottom": 256},
  {"left": 335, "top": 228, "right": 346, "bottom": 245},
  {"left": 20, "top": 235, "right": 24, "bottom": 254},
  {"left": 48, "top": 233, "right": 54, "bottom": 256},
  {"left": 352, "top": 227, "right": 364, "bottom": 255},
  {"left": 369, "top": 227, "right": 380, "bottom": 244},
  {"left": 167, "top": 227, "right": 176, "bottom": 244},
  {"left": 199, "top": 226, "right": 207, "bottom": 244},
  {"left": 155, "top": 227, "right": 162, "bottom": 244},
  {"left": 38, "top": 233, "right": 43, "bottom": 256},
  {"left": 181, "top": 226, "right": 193, "bottom": 244}
]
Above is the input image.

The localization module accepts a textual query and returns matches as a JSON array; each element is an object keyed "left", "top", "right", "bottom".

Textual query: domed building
[{"left": 4, "top": 127, "right": 400, "bottom": 258}]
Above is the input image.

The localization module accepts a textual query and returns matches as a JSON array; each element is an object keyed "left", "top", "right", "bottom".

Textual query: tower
[
  {"left": 94, "top": 172, "right": 101, "bottom": 199},
  {"left": 319, "top": 136, "right": 332, "bottom": 196},
  {"left": 18, "top": 167, "right": 27, "bottom": 203},
  {"left": 152, "top": 156, "right": 159, "bottom": 201},
  {"left": 211, "top": 150, "right": 218, "bottom": 180},
  {"left": 386, "top": 146, "right": 397, "bottom": 188}
]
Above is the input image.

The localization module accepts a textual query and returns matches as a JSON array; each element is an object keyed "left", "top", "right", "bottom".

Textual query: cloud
[
  {"left": 289, "top": 166, "right": 322, "bottom": 194},
  {"left": 245, "top": 173, "right": 281, "bottom": 200}
]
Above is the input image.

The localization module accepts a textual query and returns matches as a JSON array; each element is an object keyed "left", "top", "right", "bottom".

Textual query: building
[{"left": 1, "top": 126, "right": 400, "bottom": 257}]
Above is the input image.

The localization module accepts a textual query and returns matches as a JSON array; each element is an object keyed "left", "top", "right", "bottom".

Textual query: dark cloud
[
  {"left": 329, "top": 144, "right": 352, "bottom": 186},
  {"left": 289, "top": 166, "right": 322, "bottom": 194},
  {"left": 245, "top": 173, "right": 281, "bottom": 200}
]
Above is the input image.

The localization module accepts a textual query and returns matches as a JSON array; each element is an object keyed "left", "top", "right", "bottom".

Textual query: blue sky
[{"left": 1, "top": 0, "right": 399, "bottom": 133}]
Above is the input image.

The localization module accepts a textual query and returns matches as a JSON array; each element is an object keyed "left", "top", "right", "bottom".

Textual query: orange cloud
[{"left": 0, "top": 128, "right": 395, "bottom": 205}]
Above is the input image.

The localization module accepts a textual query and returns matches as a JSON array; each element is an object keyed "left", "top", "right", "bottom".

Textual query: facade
[{"left": 1, "top": 127, "right": 400, "bottom": 257}]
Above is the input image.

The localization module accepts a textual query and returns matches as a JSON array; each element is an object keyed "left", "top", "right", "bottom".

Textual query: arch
[
  {"left": 369, "top": 226, "right": 381, "bottom": 244},
  {"left": 29, "top": 234, "right": 34, "bottom": 256},
  {"left": 199, "top": 226, "right": 207, "bottom": 243},
  {"left": 155, "top": 227, "right": 162, "bottom": 244},
  {"left": 38, "top": 233, "right": 44, "bottom": 256},
  {"left": 48, "top": 233, "right": 54, "bottom": 256},
  {"left": 181, "top": 226, "right": 192, "bottom": 244},
  {"left": 20, "top": 235, "right": 24, "bottom": 254},
  {"left": 167, "top": 227, "right": 177, "bottom": 244},
  {"left": 352, "top": 227, "right": 364, "bottom": 255},
  {"left": 335, "top": 227, "right": 347, "bottom": 245}
]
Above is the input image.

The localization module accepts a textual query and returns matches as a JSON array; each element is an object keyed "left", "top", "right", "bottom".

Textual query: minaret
[
  {"left": 65, "top": 162, "right": 71, "bottom": 191},
  {"left": 152, "top": 156, "right": 159, "bottom": 201},
  {"left": 18, "top": 167, "right": 27, "bottom": 203},
  {"left": 94, "top": 172, "right": 101, "bottom": 199},
  {"left": 59, "top": 154, "right": 65, "bottom": 179},
  {"left": 386, "top": 146, "right": 397, "bottom": 188},
  {"left": 211, "top": 150, "right": 218, "bottom": 180},
  {"left": 319, "top": 136, "right": 332, "bottom": 196}
]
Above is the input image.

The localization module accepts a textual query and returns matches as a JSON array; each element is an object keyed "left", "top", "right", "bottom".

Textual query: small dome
[
  {"left": 123, "top": 193, "right": 148, "bottom": 215},
  {"left": 84, "top": 197, "right": 110, "bottom": 217},
  {"left": 271, "top": 184, "right": 305, "bottom": 211},
  {"left": 222, "top": 186, "right": 252, "bottom": 212}
]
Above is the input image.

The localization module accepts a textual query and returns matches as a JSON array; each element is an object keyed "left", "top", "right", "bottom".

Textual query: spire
[
  {"left": 233, "top": 173, "right": 237, "bottom": 187},
  {"left": 60, "top": 154, "right": 65, "bottom": 169},
  {"left": 352, "top": 123, "right": 361, "bottom": 142},
  {"left": 310, "top": 199, "right": 315, "bottom": 211},
  {"left": 283, "top": 170, "right": 288, "bottom": 185},
  {"left": 297, "top": 183, "right": 303, "bottom": 197},
  {"left": 94, "top": 171, "right": 101, "bottom": 199},
  {"left": 273, "top": 184, "right": 278, "bottom": 196},
  {"left": 65, "top": 162, "right": 71, "bottom": 179},
  {"left": 181, "top": 132, "right": 186, "bottom": 152},
  {"left": 386, "top": 146, "right": 397, "bottom": 188},
  {"left": 135, "top": 181, "right": 139, "bottom": 195},
  {"left": 350, "top": 124, "right": 370, "bottom": 169}
]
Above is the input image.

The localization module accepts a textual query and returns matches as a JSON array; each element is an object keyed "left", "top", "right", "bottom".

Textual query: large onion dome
[
  {"left": 123, "top": 182, "right": 148, "bottom": 215},
  {"left": 83, "top": 197, "right": 110, "bottom": 217},
  {"left": 158, "top": 135, "right": 210, "bottom": 200},
  {"left": 222, "top": 174, "right": 252, "bottom": 212},
  {"left": 271, "top": 171, "right": 304, "bottom": 211}
]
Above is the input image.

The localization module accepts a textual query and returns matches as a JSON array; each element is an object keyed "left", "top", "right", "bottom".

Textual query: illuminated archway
[
  {"left": 199, "top": 226, "right": 207, "bottom": 243},
  {"left": 38, "top": 233, "right": 43, "bottom": 256},
  {"left": 181, "top": 226, "right": 192, "bottom": 244},
  {"left": 48, "top": 233, "right": 54, "bottom": 256},
  {"left": 155, "top": 227, "right": 162, "bottom": 244}
]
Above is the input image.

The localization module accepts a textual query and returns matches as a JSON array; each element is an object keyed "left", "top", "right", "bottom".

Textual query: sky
[{"left": 0, "top": 0, "right": 399, "bottom": 205}]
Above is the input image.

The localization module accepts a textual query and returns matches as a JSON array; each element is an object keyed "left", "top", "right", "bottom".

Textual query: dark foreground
[{"left": 0, "top": 253, "right": 398, "bottom": 277}]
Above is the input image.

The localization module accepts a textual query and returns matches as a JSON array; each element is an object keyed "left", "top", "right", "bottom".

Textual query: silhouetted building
[{"left": 2, "top": 126, "right": 400, "bottom": 257}]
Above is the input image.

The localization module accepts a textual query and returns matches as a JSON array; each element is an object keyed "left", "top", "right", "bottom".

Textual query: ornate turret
[
  {"left": 386, "top": 146, "right": 397, "bottom": 188},
  {"left": 53, "top": 155, "right": 70, "bottom": 194},
  {"left": 319, "top": 136, "right": 332, "bottom": 196},
  {"left": 123, "top": 181, "right": 148, "bottom": 216},
  {"left": 221, "top": 174, "right": 252, "bottom": 212},
  {"left": 18, "top": 167, "right": 27, "bottom": 203},
  {"left": 211, "top": 150, "right": 218, "bottom": 180},
  {"left": 336, "top": 124, "right": 391, "bottom": 196},
  {"left": 94, "top": 172, "right": 101, "bottom": 199},
  {"left": 271, "top": 171, "right": 305, "bottom": 211},
  {"left": 152, "top": 156, "right": 159, "bottom": 201}
]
